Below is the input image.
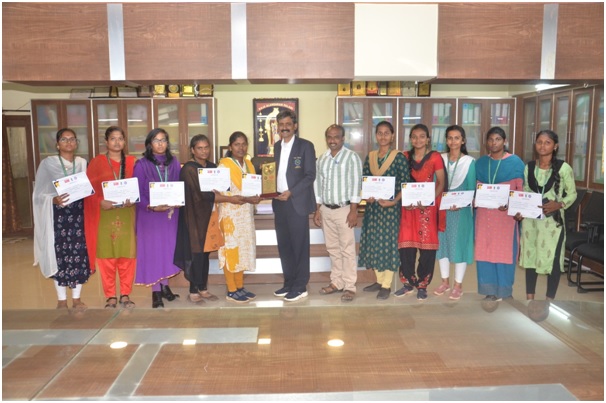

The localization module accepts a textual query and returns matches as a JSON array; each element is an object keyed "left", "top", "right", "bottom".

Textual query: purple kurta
[{"left": 134, "top": 155, "right": 181, "bottom": 286}]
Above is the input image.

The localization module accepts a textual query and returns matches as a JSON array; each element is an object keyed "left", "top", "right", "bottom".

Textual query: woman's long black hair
[
  {"left": 143, "top": 128, "right": 173, "bottom": 165},
  {"left": 105, "top": 126, "right": 126, "bottom": 179}
]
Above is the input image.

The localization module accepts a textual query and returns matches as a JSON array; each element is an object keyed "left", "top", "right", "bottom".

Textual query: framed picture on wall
[
  {"left": 253, "top": 98, "right": 299, "bottom": 157},
  {"left": 219, "top": 146, "right": 229, "bottom": 158}
]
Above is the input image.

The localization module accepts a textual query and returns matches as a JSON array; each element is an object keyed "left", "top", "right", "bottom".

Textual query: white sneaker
[{"left": 284, "top": 291, "right": 308, "bottom": 302}]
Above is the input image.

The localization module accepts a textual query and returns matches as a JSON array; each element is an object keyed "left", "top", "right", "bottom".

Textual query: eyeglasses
[
  {"left": 152, "top": 139, "right": 168, "bottom": 144},
  {"left": 59, "top": 138, "right": 79, "bottom": 144}
]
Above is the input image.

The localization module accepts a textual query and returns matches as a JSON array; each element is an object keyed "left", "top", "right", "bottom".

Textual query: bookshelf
[
  {"left": 31, "top": 100, "right": 92, "bottom": 168},
  {"left": 457, "top": 99, "right": 515, "bottom": 159}
]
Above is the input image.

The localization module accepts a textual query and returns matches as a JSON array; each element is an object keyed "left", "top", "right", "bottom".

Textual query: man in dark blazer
[{"left": 272, "top": 109, "right": 316, "bottom": 302}]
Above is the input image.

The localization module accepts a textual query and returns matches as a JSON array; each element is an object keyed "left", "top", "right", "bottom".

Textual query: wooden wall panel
[
  {"left": 2, "top": 3, "right": 110, "bottom": 84},
  {"left": 555, "top": 3, "right": 604, "bottom": 81},
  {"left": 438, "top": 3, "right": 543, "bottom": 81},
  {"left": 247, "top": 3, "right": 354, "bottom": 83},
  {"left": 123, "top": 3, "right": 232, "bottom": 83}
]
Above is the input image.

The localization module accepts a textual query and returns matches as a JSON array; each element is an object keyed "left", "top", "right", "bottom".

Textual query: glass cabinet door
[
  {"left": 156, "top": 101, "right": 182, "bottom": 162},
  {"left": 339, "top": 99, "right": 366, "bottom": 161},
  {"left": 186, "top": 101, "right": 210, "bottom": 157},
  {"left": 399, "top": 100, "right": 424, "bottom": 150},
  {"left": 94, "top": 102, "right": 120, "bottom": 156},
  {"left": 65, "top": 102, "right": 90, "bottom": 161},
  {"left": 522, "top": 98, "right": 537, "bottom": 162},
  {"left": 429, "top": 102, "right": 454, "bottom": 152},
  {"left": 591, "top": 88, "right": 604, "bottom": 186},
  {"left": 126, "top": 102, "right": 151, "bottom": 158},
  {"left": 490, "top": 100, "right": 514, "bottom": 145},
  {"left": 33, "top": 102, "right": 60, "bottom": 162},
  {"left": 572, "top": 91, "right": 592, "bottom": 182},
  {"left": 368, "top": 99, "right": 394, "bottom": 152},
  {"left": 554, "top": 93, "right": 570, "bottom": 162},
  {"left": 460, "top": 101, "right": 483, "bottom": 159}
]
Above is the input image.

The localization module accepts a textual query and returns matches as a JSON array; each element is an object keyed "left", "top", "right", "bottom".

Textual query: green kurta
[
  {"left": 96, "top": 206, "right": 136, "bottom": 259},
  {"left": 358, "top": 152, "right": 410, "bottom": 272},
  {"left": 519, "top": 162, "right": 577, "bottom": 274}
]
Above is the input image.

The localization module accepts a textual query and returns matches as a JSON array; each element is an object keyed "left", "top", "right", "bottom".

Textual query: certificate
[
  {"left": 361, "top": 176, "right": 395, "bottom": 200},
  {"left": 475, "top": 183, "right": 510, "bottom": 209},
  {"left": 198, "top": 168, "right": 230, "bottom": 192},
  {"left": 101, "top": 177, "right": 140, "bottom": 204},
  {"left": 149, "top": 181, "right": 185, "bottom": 206},
  {"left": 401, "top": 182, "right": 435, "bottom": 207},
  {"left": 507, "top": 191, "right": 543, "bottom": 219},
  {"left": 52, "top": 172, "right": 94, "bottom": 204},
  {"left": 440, "top": 190, "right": 475, "bottom": 210},
  {"left": 242, "top": 174, "right": 262, "bottom": 196}
]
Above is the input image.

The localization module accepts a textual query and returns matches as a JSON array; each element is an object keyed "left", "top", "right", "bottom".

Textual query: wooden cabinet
[
  {"left": 32, "top": 98, "right": 216, "bottom": 167},
  {"left": 154, "top": 98, "right": 215, "bottom": 162},
  {"left": 515, "top": 85, "right": 603, "bottom": 190},
  {"left": 398, "top": 99, "right": 456, "bottom": 152},
  {"left": 337, "top": 97, "right": 514, "bottom": 161},
  {"left": 31, "top": 100, "right": 92, "bottom": 168},
  {"left": 457, "top": 99, "right": 515, "bottom": 159},
  {"left": 589, "top": 88, "right": 604, "bottom": 189},
  {"left": 336, "top": 97, "right": 397, "bottom": 162},
  {"left": 92, "top": 100, "right": 153, "bottom": 158}
]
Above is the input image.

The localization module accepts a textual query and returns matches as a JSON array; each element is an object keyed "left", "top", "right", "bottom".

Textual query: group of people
[
  {"left": 32, "top": 108, "right": 575, "bottom": 311},
  {"left": 315, "top": 121, "right": 575, "bottom": 308}
]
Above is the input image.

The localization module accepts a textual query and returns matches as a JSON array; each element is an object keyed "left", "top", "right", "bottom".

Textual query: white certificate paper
[
  {"left": 198, "top": 168, "right": 230, "bottom": 192},
  {"left": 440, "top": 190, "right": 475, "bottom": 210},
  {"left": 361, "top": 176, "right": 395, "bottom": 200},
  {"left": 242, "top": 174, "right": 262, "bottom": 196},
  {"left": 52, "top": 171, "right": 94, "bottom": 204},
  {"left": 101, "top": 177, "right": 140, "bottom": 204},
  {"left": 149, "top": 181, "right": 185, "bottom": 206},
  {"left": 401, "top": 182, "right": 435, "bottom": 207},
  {"left": 475, "top": 183, "right": 511, "bottom": 209},
  {"left": 507, "top": 191, "right": 543, "bottom": 219}
]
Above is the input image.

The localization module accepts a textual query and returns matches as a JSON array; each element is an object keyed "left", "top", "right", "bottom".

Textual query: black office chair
[
  {"left": 565, "top": 189, "right": 590, "bottom": 285},
  {"left": 573, "top": 222, "right": 604, "bottom": 293},
  {"left": 566, "top": 191, "right": 604, "bottom": 291}
]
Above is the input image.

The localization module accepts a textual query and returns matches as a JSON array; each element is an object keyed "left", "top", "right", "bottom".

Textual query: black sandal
[
  {"left": 105, "top": 297, "right": 118, "bottom": 309},
  {"left": 119, "top": 295, "right": 135, "bottom": 309}
]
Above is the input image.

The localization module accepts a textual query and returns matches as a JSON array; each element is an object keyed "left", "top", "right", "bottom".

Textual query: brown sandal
[
  {"left": 341, "top": 290, "right": 355, "bottom": 302},
  {"left": 105, "top": 297, "right": 118, "bottom": 309},
  {"left": 188, "top": 293, "right": 205, "bottom": 303},
  {"left": 319, "top": 283, "right": 342, "bottom": 295},
  {"left": 119, "top": 295, "right": 135, "bottom": 309},
  {"left": 72, "top": 298, "right": 88, "bottom": 312},
  {"left": 199, "top": 290, "right": 219, "bottom": 301}
]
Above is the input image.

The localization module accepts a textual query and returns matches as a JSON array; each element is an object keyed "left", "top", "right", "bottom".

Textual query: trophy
[{"left": 260, "top": 161, "right": 278, "bottom": 198}]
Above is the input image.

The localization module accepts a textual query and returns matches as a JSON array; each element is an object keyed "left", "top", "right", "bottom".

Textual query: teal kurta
[
  {"left": 519, "top": 162, "right": 577, "bottom": 274},
  {"left": 358, "top": 152, "right": 410, "bottom": 272},
  {"left": 436, "top": 156, "right": 476, "bottom": 264}
]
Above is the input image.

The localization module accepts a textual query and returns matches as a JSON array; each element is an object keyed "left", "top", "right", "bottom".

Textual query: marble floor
[{"left": 2, "top": 236, "right": 604, "bottom": 401}]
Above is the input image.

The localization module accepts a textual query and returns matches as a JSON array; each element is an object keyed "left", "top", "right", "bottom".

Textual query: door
[{"left": 2, "top": 115, "right": 35, "bottom": 231}]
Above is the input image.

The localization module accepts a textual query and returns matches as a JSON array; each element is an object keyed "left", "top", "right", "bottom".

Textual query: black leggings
[
  {"left": 399, "top": 248, "right": 436, "bottom": 289},
  {"left": 189, "top": 252, "right": 211, "bottom": 293},
  {"left": 525, "top": 226, "right": 564, "bottom": 299}
]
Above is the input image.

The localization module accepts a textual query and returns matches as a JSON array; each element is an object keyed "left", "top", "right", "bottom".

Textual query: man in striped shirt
[{"left": 313, "top": 124, "right": 362, "bottom": 302}]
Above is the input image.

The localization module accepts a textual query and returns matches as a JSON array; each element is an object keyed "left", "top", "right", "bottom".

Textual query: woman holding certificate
[
  {"left": 134, "top": 128, "right": 182, "bottom": 308},
  {"left": 475, "top": 126, "right": 524, "bottom": 301},
  {"left": 174, "top": 134, "right": 228, "bottom": 304},
  {"left": 33, "top": 128, "right": 90, "bottom": 311},
  {"left": 84, "top": 126, "right": 137, "bottom": 309},
  {"left": 359, "top": 121, "right": 410, "bottom": 300},
  {"left": 516, "top": 130, "right": 576, "bottom": 306},
  {"left": 217, "top": 132, "right": 261, "bottom": 303},
  {"left": 396, "top": 124, "right": 445, "bottom": 301},
  {"left": 434, "top": 125, "right": 476, "bottom": 300}
]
